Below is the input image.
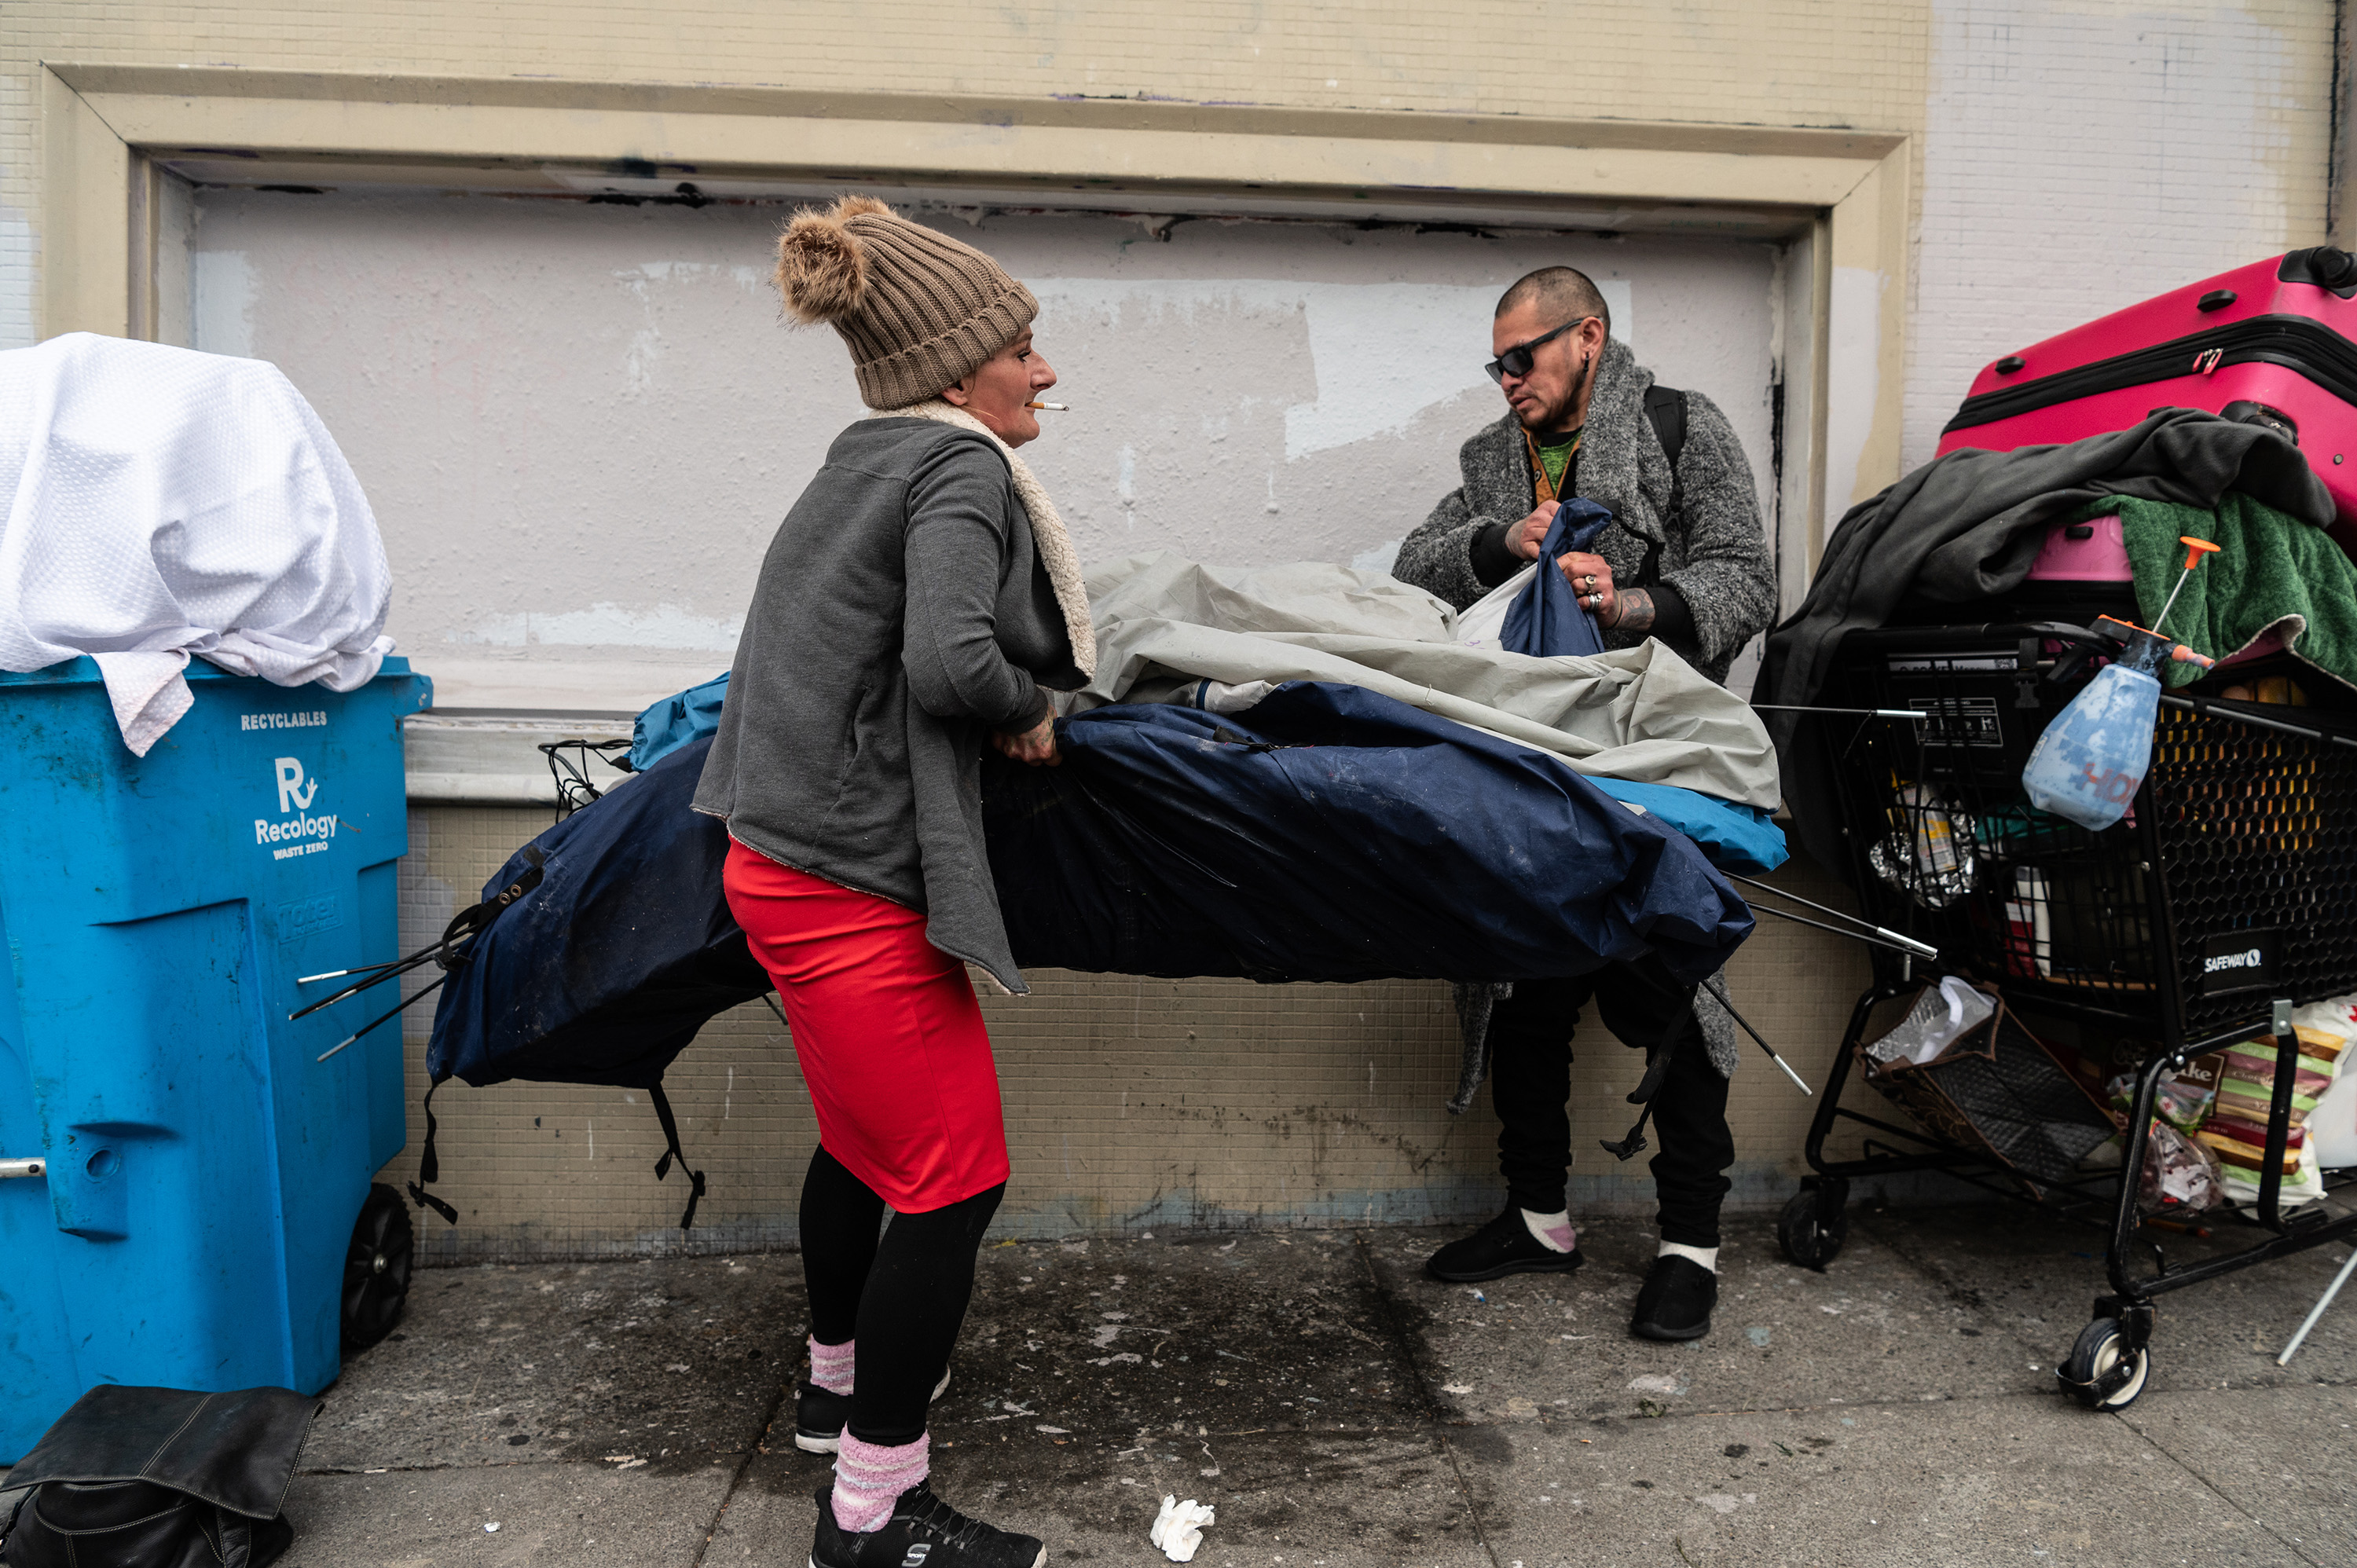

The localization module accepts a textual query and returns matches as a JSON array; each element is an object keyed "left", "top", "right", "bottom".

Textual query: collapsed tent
[
  {"left": 988, "top": 680, "right": 1752, "bottom": 984},
  {"left": 627, "top": 555, "right": 1784, "bottom": 805},
  {"left": 1077, "top": 552, "right": 1783, "bottom": 810},
  {"left": 420, "top": 553, "right": 1787, "bottom": 1223},
  {"left": 428, "top": 681, "right": 1759, "bottom": 1094},
  {"left": 621, "top": 555, "right": 1787, "bottom": 877}
]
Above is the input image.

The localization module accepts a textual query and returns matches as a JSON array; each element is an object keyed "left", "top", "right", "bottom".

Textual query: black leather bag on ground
[{"left": 0, "top": 1386, "right": 319, "bottom": 1568}]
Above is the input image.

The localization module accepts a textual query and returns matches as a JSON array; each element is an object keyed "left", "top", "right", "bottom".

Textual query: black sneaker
[
  {"left": 1630, "top": 1254, "right": 1717, "bottom": 1341},
  {"left": 1424, "top": 1210, "right": 1585, "bottom": 1283},
  {"left": 794, "top": 1368, "right": 953, "bottom": 1455},
  {"left": 809, "top": 1479, "right": 1046, "bottom": 1568}
]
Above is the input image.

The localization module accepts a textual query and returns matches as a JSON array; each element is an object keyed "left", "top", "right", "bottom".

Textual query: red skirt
[{"left": 722, "top": 839, "right": 1010, "bottom": 1212}]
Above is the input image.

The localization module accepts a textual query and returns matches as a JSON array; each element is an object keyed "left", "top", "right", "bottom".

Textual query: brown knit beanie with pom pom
[{"left": 775, "top": 195, "right": 1039, "bottom": 409}]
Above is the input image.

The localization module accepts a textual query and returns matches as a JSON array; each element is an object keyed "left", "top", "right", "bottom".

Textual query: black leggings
[
  {"left": 800, "top": 1145, "right": 1003, "bottom": 1446},
  {"left": 1487, "top": 960, "right": 1735, "bottom": 1248}
]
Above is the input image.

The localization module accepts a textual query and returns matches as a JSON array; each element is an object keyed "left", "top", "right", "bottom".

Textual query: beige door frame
[{"left": 40, "top": 61, "right": 1909, "bottom": 587}]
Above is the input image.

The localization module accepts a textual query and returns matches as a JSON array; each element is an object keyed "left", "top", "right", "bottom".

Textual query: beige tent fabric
[{"left": 1071, "top": 552, "right": 1780, "bottom": 810}]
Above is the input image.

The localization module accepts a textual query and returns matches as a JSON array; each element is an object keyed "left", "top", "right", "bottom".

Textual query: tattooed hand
[{"left": 1604, "top": 587, "right": 1655, "bottom": 632}]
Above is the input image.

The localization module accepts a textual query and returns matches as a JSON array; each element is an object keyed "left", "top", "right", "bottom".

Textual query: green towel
[{"left": 2073, "top": 493, "right": 2357, "bottom": 691}]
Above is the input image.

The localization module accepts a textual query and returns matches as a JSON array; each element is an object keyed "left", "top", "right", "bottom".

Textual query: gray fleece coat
[
  {"left": 1404, "top": 338, "right": 1772, "bottom": 1084},
  {"left": 1393, "top": 336, "right": 1776, "bottom": 686},
  {"left": 692, "top": 418, "right": 1084, "bottom": 994}
]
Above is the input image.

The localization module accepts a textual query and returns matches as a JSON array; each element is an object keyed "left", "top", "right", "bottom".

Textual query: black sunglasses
[{"left": 1485, "top": 317, "right": 1593, "bottom": 384}]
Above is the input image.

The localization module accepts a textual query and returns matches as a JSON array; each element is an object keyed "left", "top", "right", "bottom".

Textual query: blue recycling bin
[{"left": 0, "top": 655, "right": 430, "bottom": 1461}]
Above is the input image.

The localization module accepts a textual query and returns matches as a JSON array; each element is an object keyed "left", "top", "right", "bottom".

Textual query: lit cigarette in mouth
[{"left": 1025, "top": 400, "right": 1069, "bottom": 411}]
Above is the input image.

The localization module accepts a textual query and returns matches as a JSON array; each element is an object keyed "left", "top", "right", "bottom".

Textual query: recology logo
[{"left": 255, "top": 756, "right": 336, "bottom": 860}]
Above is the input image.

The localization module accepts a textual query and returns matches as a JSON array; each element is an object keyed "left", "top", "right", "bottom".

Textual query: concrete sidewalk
[{"left": 178, "top": 1205, "right": 2357, "bottom": 1566}]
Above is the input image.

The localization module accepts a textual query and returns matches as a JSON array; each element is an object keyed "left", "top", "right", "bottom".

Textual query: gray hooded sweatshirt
[{"left": 693, "top": 417, "right": 1084, "bottom": 993}]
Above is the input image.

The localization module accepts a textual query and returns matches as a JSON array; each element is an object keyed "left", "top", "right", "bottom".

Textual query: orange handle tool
[{"left": 2154, "top": 535, "right": 2223, "bottom": 637}]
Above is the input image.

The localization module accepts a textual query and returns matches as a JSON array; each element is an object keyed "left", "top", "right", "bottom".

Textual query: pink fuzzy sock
[
  {"left": 831, "top": 1431, "right": 929, "bottom": 1533},
  {"left": 808, "top": 1336, "right": 855, "bottom": 1395}
]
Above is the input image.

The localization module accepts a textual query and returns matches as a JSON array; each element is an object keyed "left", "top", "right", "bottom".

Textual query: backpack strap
[
  {"left": 1600, "top": 993, "right": 1699, "bottom": 1160},
  {"left": 405, "top": 1078, "right": 459, "bottom": 1226},
  {"left": 648, "top": 1084, "right": 707, "bottom": 1233},
  {"left": 1637, "top": 385, "right": 1688, "bottom": 587}
]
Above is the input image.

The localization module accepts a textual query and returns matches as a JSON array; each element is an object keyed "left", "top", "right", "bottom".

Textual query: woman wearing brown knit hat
[{"left": 694, "top": 196, "right": 1093, "bottom": 1568}]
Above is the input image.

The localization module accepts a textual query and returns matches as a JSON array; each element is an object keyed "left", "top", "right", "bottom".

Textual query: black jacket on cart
[{"left": 1754, "top": 410, "right": 2333, "bottom": 871}]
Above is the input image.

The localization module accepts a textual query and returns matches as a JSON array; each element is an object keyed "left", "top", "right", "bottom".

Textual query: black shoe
[
  {"left": 810, "top": 1479, "right": 1047, "bottom": 1568},
  {"left": 1425, "top": 1210, "right": 1585, "bottom": 1283},
  {"left": 794, "top": 1368, "right": 953, "bottom": 1454},
  {"left": 1630, "top": 1255, "right": 1717, "bottom": 1341}
]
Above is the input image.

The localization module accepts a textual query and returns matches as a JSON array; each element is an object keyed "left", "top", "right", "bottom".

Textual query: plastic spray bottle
[{"left": 2019, "top": 537, "right": 2220, "bottom": 832}]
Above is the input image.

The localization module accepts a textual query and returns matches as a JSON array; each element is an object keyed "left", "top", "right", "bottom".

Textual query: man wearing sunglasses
[{"left": 1391, "top": 266, "right": 1775, "bottom": 1344}]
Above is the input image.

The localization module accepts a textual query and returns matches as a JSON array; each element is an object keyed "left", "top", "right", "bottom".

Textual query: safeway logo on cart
[
  {"left": 2198, "top": 929, "right": 2281, "bottom": 995},
  {"left": 255, "top": 757, "right": 337, "bottom": 860}
]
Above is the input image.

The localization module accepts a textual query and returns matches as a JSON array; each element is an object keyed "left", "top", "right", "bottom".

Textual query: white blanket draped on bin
[
  {"left": 0, "top": 333, "right": 394, "bottom": 756},
  {"left": 1073, "top": 552, "right": 1781, "bottom": 808}
]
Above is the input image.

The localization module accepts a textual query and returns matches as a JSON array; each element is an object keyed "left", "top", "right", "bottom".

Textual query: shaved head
[{"left": 1496, "top": 266, "right": 1611, "bottom": 335}]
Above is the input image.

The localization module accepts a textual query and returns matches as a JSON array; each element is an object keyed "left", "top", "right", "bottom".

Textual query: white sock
[
  {"left": 1659, "top": 1240, "right": 1719, "bottom": 1272},
  {"left": 1519, "top": 1207, "right": 1578, "bottom": 1253}
]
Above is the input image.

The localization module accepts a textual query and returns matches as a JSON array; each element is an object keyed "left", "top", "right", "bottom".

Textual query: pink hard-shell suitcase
[{"left": 1937, "top": 247, "right": 2357, "bottom": 562}]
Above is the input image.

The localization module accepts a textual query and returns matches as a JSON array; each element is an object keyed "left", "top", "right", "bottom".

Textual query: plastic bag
[
  {"left": 2286, "top": 995, "right": 2355, "bottom": 1167},
  {"left": 2309, "top": 1068, "right": 2357, "bottom": 1168},
  {"left": 1867, "top": 977, "right": 1996, "bottom": 1068},
  {"left": 2289, "top": 995, "right": 2357, "bottom": 1048},
  {"left": 2197, "top": 1028, "right": 2344, "bottom": 1206},
  {"left": 2217, "top": 1141, "right": 2326, "bottom": 1207},
  {"left": 2138, "top": 1119, "right": 2224, "bottom": 1214},
  {"left": 1453, "top": 563, "right": 1534, "bottom": 650},
  {"left": 2106, "top": 1068, "right": 2216, "bottom": 1132},
  {"left": 2211, "top": 1039, "right": 2335, "bottom": 1131}
]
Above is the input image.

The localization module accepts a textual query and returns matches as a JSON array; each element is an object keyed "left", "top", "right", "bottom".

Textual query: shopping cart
[{"left": 1778, "top": 619, "right": 2357, "bottom": 1409}]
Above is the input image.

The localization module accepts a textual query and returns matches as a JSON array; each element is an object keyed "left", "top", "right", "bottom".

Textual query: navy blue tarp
[
  {"left": 427, "top": 682, "right": 1754, "bottom": 1090},
  {"left": 1499, "top": 497, "right": 1615, "bottom": 658},
  {"left": 985, "top": 682, "right": 1750, "bottom": 984}
]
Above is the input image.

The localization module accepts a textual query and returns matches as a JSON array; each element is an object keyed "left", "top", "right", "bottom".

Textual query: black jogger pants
[
  {"left": 1486, "top": 959, "right": 1735, "bottom": 1248},
  {"left": 799, "top": 1145, "right": 1003, "bottom": 1446}
]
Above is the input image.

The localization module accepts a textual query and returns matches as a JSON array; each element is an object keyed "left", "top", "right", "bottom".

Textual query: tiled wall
[{"left": 1904, "top": 0, "right": 2336, "bottom": 471}]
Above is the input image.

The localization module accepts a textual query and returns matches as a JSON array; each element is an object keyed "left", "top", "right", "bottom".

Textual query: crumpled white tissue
[{"left": 1150, "top": 1495, "right": 1215, "bottom": 1563}]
